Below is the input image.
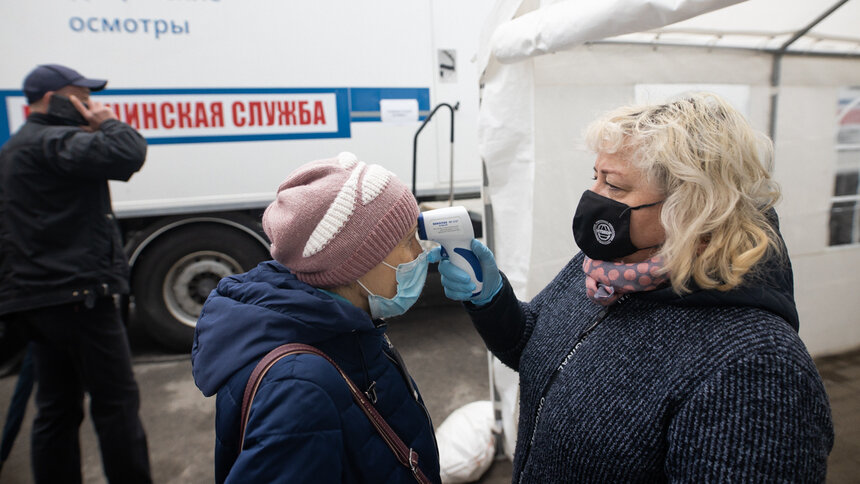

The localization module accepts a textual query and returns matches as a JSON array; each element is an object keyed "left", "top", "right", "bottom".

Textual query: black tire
[{"left": 131, "top": 223, "right": 269, "bottom": 352}]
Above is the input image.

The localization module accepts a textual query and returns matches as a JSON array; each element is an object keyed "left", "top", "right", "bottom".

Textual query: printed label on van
[
  {"left": 0, "top": 87, "right": 431, "bottom": 146},
  {"left": 0, "top": 87, "right": 430, "bottom": 144},
  {"left": 2, "top": 88, "right": 349, "bottom": 145}
]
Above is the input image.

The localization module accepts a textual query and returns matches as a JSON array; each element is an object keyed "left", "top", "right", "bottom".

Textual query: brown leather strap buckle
[{"left": 408, "top": 448, "right": 418, "bottom": 473}]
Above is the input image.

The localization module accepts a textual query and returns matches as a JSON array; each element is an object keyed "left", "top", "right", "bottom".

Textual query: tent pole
[
  {"left": 768, "top": 55, "right": 781, "bottom": 142},
  {"left": 768, "top": 0, "right": 851, "bottom": 142},
  {"left": 778, "top": 0, "right": 851, "bottom": 53}
]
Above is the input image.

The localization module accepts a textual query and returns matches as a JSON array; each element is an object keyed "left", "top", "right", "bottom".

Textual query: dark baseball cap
[{"left": 22, "top": 64, "right": 107, "bottom": 104}]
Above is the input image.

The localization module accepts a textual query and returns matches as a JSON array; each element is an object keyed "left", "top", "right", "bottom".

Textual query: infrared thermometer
[{"left": 418, "top": 206, "right": 483, "bottom": 296}]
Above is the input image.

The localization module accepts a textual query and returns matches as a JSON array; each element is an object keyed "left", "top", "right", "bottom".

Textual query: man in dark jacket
[{"left": 0, "top": 64, "right": 151, "bottom": 483}]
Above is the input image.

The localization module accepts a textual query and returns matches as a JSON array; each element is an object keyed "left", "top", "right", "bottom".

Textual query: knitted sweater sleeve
[
  {"left": 665, "top": 353, "right": 834, "bottom": 482},
  {"left": 466, "top": 269, "right": 558, "bottom": 371}
]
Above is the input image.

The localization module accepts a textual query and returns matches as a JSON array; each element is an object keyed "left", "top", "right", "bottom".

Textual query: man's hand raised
[{"left": 69, "top": 94, "right": 116, "bottom": 132}]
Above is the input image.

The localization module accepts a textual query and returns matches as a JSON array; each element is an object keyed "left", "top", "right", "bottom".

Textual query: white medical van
[{"left": 1, "top": 0, "right": 491, "bottom": 349}]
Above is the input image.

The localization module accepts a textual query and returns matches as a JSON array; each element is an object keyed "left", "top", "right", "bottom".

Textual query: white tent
[
  {"left": 478, "top": 0, "right": 860, "bottom": 360},
  {"left": 476, "top": 0, "right": 860, "bottom": 462}
]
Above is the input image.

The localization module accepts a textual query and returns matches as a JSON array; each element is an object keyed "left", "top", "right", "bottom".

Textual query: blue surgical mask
[{"left": 357, "top": 250, "right": 429, "bottom": 319}]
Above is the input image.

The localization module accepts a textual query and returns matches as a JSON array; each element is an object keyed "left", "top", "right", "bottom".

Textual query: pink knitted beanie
[{"left": 262, "top": 152, "right": 419, "bottom": 288}]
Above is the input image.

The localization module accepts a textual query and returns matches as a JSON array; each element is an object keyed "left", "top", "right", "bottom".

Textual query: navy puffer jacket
[{"left": 192, "top": 261, "right": 440, "bottom": 483}]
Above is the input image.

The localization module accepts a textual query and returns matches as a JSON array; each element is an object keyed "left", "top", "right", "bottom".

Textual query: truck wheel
[{"left": 132, "top": 224, "right": 269, "bottom": 352}]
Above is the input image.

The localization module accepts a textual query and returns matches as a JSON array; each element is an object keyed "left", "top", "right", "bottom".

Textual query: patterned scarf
[{"left": 582, "top": 256, "right": 670, "bottom": 306}]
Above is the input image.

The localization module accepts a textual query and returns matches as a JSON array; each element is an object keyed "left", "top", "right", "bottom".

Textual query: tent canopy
[
  {"left": 483, "top": 0, "right": 860, "bottom": 68},
  {"left": 614, "top": 0, "right": 860, "bottom": 55}
]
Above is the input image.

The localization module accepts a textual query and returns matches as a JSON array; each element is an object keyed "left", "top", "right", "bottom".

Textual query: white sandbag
[{"left": 436, "top": 400, "right": 497, "bottom": 483}]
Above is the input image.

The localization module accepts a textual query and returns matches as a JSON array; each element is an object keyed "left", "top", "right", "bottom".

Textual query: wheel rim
[{"left": 162, "top": 250, "right": 243, "bottom": 328}]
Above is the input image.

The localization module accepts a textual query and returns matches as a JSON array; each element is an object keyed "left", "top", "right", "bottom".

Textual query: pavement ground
[{"left": 0, "top": 275, "right": 857, "bottom": 483}]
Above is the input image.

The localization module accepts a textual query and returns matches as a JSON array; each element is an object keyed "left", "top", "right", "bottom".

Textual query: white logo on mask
[{"left": 593, "top": 220, "right": 615, "bottom": 245}]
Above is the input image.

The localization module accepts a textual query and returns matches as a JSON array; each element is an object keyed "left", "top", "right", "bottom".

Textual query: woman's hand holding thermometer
[{"left": 421, "top": 206, "right": 502, "bottom": 305}]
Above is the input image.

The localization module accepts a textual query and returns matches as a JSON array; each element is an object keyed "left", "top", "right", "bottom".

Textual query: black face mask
[{"left": 572, "top": 190, "right": 663, "bottom": 261}]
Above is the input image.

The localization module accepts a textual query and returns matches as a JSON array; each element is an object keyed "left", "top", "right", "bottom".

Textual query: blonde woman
[{"left": 432, "top": 93, "right": 833, "bottom": 482}]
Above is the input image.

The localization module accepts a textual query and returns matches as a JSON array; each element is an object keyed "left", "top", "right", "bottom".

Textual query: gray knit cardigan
[{"left": 468, "top": 252, "right": 833, "bottom": 483}]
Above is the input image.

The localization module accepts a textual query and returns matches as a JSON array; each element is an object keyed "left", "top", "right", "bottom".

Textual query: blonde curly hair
[{"left": 585, "top": 92, "right": 782, "bottom": 293}]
